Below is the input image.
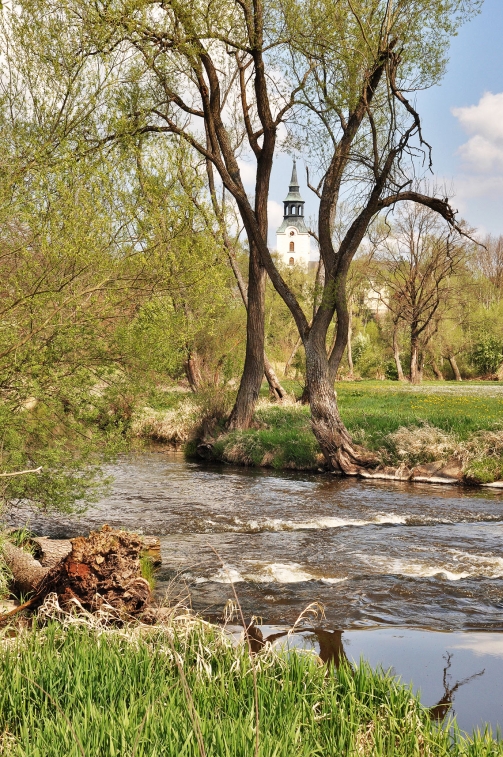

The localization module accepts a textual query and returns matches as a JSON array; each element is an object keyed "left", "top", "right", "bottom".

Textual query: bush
[{"left": 469, "top": 335, "right": 503, "bottom": 375}]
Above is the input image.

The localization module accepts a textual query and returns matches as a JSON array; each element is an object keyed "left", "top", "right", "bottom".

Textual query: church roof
[{"left": 276, "top": 217, "right": 309, "bottom": 234}]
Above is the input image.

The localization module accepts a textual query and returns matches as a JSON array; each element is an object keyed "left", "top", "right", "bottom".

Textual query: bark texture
[
  {"left": 184, "top": 351, "right": 202, "bottom": 393},
  {"left": 305, "top": 338, "right": 378, "bottom": 472},
  {"left": 227, "top": 250, "right": 266, "bottom": 429},
  {"left": 431, "top": 358, "right": 444, "bottom": 381},
  {"left": 36, "top": 526, "right": 151, "bottom": 614},
  {"left": 346, "top": 296, "right": 354, "bottom": 377}
]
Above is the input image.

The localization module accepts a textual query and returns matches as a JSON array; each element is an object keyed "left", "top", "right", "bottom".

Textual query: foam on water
[
  {"left": 365, "top": 553, "right": 503, "bottom": 580},
  {"left": 228, "top": 513, "right": 407, "bottom": 532},
  {"left": 190, "top": 561, "right": 348, "bottom": 585}
]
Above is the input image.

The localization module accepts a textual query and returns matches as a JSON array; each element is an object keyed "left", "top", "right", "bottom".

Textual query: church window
[
  {"left": 289, "top": 257, "right": 294, "bottom": 266},
  {"left": 289, "top": 241, "right": 294, "bottom": 252},
  {"left": 289, "top": 230, "right": 295, "bottom": 236},
  {"left": 291, "top": 206, "right": 296, "bottom": 214},
  {"left": 298, "top": 205, "right": 302, "bottom": 215}
]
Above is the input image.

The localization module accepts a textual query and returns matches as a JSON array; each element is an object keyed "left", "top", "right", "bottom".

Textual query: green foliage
[
  {"left": 0, "top": 622, "right": 500, "bottom": 756},
  {"left": 469, "top": 336, "right": 503, "bottom": 375},
  {"left": 464, "top": 458, "right": 503, "bottom": 485}
]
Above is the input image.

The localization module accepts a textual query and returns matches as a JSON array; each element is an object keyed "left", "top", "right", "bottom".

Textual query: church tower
[{"left": 275, "top": 159, "right": 310, "bottom": 268}]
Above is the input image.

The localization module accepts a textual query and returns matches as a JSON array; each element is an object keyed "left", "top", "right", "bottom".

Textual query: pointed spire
[{"left": 290, "top": 159, "right": 299, "bottom": 189}]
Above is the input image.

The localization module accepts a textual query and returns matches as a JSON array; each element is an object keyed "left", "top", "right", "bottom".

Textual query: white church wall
[{"left": 276, "top": 226, "right": 310, "bottom": 268}]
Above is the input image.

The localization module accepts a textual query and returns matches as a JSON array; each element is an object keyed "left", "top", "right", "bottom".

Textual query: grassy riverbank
[
  {"left": 1, "top": 621, "right": 502, "bottom": 756},
  {"left": 133, "top": 381, "right": 503, "bottom": 483}
]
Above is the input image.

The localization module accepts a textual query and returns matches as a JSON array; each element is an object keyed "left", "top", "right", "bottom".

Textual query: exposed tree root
[{"left": 1, "top": 526, "right": 158, "bottom": 625}]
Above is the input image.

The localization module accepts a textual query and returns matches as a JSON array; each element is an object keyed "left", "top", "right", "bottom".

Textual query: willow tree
[
  {"left": 67, "top": 0, "right": 307, "bottom": 429},
  {"left": 18, "top": 0, "right": 481, "bottom": 471}
]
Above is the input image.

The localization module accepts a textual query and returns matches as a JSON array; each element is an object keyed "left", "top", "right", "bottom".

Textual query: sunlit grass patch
[{"left": 212, "top": 404, "right": 321, "bottom": 470}]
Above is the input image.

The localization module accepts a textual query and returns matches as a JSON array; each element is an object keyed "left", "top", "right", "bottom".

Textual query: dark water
[
  {"left": 8, "top": 449, "right": 503, "bottom": 733},
  {"left": 12, "top": 449, "right": 503, "bottom": 630}
]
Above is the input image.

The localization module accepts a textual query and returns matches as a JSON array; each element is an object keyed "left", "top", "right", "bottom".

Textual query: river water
[{"left": 7, "top": 449, "right": 503, "bottom": 733}]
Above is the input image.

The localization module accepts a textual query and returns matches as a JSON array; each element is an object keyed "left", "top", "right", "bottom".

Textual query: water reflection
[
  {"left": 260, "top": 626, "right": 501, "bottom": 734},
  {"left": 429, "top": 652, "right": 485, "bottom": 722}
]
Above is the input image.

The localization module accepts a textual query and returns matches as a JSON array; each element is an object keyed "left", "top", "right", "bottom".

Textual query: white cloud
[
  {"left": 267, "top": 200, "right": 284, "bottom": 247},
  {"left": 452, "top": 92, "right": 503, "bottom": 173},
  {"left": 267, "top": 200, "right": 284, "bottom": 228},
  {"left": 237, "top": 159, "right": 256, "bottom": 188}
]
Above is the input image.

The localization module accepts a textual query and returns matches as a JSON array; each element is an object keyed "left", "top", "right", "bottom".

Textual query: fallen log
[
  {"left": 1, "top": 526, "right": 154, "bottom": 622},
  {"left": 3, "top": 542, "right": 48, "bottom": 597},
  {"left": 32, "top": 537, "right": 72, "bottom": 568}
]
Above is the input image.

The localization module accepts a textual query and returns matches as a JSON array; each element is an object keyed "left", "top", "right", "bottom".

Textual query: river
[{"left": 7, "top": 448, "right": 503, "bottom": 733}]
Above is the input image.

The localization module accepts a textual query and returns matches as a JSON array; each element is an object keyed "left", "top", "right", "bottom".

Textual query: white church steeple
[{"left": 275, "top": 160, "right": 310, "bottom": 268}]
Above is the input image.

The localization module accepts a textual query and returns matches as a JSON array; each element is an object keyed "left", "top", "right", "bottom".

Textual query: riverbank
[
  {"left": 132, "top": 381, "right": 503, "bottom": 485},
  {"left": 1, "top": 618, "right": 502, "bottom": 755}
]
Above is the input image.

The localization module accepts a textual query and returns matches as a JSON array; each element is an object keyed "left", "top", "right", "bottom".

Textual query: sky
[{"left": 258, "top": 0, "right": 503, "bottom": 249}]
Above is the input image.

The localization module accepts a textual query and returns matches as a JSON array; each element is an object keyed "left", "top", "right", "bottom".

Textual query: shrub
[{"left": 469, "top": 335, "right": 503, "bottom": 375}]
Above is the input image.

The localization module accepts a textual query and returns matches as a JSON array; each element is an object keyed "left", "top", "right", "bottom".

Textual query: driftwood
[{"left": 1, "top": 526, "right": 161, "bottom": 622}]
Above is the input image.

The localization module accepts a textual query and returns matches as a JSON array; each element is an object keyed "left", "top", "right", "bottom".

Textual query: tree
[
  {"left": 13, "top": 0, "right": 481, "bottom": 472},
  {"left": 372, "top": 203, "right": 468, "bottom": 383}
]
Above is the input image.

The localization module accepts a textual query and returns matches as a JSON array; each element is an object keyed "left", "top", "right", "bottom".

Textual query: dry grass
[
  {"left": 131, "top": 399, "right": 200, "bottom": 444},
  {"left": 382, "top": 423, "right": 503, "bottom": 482},
  {"left": 385, "top": 424, "right": 460, "bottom": 465}
]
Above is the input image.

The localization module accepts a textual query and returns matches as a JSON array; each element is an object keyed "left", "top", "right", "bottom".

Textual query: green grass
[
  {"left": 335, "top": 381, "right": 503, "bottom": 443},
  {"left": 137, "top": 380, "right": 503, "bottom": 479},
  {"left": 0, "top": 622, "right": 501, "bottom": 756},
  {"left": 139, "top": 554, "right": 157, "bottom": 591},
  {"left": 212, "top": 404, "right": 321, "bottom": 470}
]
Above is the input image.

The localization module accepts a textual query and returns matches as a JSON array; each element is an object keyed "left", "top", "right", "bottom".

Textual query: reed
[{"left": 0, "top": 621, "right": 501, "bottom": 756}]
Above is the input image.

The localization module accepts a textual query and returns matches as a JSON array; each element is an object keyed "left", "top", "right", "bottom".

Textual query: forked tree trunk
[
  {"left": 304, "top": 335, "right": 378, "bottom": 472},
  {"left": 184, "top": 350, "right": 202, "bottom": 393},
  {"left": 448, "top": 354, "right": 462, "bottom": 381},
  {"left": 227, "top": 247, "right": 266, "bottom": 429},
  {"left": 431, "top": 357, "right": 444, "bottom": 380},
  {"left": 392, "top": 324, "right": 406, "bottom": 381}
]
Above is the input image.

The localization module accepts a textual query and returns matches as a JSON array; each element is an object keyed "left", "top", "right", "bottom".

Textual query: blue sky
[{"left": 262, "top": 0, "right": 503, "bottom": 247}]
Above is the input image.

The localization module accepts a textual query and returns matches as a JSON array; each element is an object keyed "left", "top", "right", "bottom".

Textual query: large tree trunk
[
  {"left": 225, "top": 239, "right": 286, "bottom": 400},
  {"left": 393, "top": 324, "right": 406, "bottom": 381},
  {"left": 346, "top": 296, "right": 354, "bottom": 377},
  {"left": 448, "top": 354, "right": 462, "bottom": 381},
  {"left": 227, "top": 246, "right": 266, "bottom": 429},
  {"left": 304, "top": 334, "right": 378, "bottom": 472},
  {"left": 410, "top": 334, "right": 421, "bottom": 385},
  {"left": 3, "top": 541, "right": 48, "bottom": 597}
]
